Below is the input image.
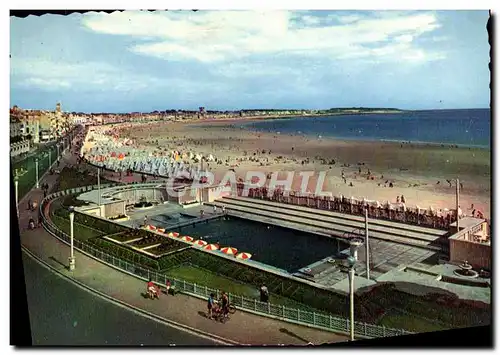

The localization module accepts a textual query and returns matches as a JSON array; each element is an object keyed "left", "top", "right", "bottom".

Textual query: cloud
[
  {"left": 10, "top": 58, "right": 164, "bottom": 92},
  {"left": 334, "top": 14, "right": 363, "bottom": 24},
  {"left": 82, "top": 10, "right": 445, "bottom": 64}
]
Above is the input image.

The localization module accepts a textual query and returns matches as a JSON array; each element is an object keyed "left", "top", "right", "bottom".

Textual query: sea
[{"left": 237, "top": 109, "right": 491, "bottom": 149}]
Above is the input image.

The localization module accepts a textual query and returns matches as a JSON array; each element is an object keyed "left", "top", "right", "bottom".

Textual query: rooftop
[{"left": 450, "top": 216, "right": 484, "bottom": 229}]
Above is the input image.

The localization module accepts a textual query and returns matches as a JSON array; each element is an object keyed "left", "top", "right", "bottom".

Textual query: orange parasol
[
  {"left": 220, "top": 247, "right": 238, "bottom": 255},
  {"left": 204, "top": 244, "right": 219, "bottom": 251},
  {"left": 235, "top": 252, "right": 252, "bottom": 260},
  {"left": 193, "top": 240, "right": 208, "bottom": 247}
]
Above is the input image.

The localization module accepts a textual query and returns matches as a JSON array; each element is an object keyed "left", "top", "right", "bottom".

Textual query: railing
[{"left": 39, "top": 184, "right": 413, "bottom": 339}]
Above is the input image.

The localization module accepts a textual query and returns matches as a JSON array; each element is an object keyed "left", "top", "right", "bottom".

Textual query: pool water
[
  {"left": 152, "top": 213, "right": 196, "bottom": 226},
  {"left": 177, "top": 216, "right": 347, "bottom": 273}
]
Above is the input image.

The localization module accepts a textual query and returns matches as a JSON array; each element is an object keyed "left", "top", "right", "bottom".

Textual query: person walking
[
  {"left": 165, "top": 279, "right": 171, "bottom": 296},
  {"left": 207, "top": 293, "right": 215, "bottom": 320}
]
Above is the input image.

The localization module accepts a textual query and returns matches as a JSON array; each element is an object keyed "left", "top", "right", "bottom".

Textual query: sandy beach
[{"left": 116, "top": 119, "right": 491, "bottom": 218}]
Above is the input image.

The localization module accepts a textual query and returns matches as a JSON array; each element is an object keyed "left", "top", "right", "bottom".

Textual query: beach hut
[
  {"left": 204, "top": 244, "right": 219, "bottom": 251},
  {"left": 118, "top": 153, "right": 125, "bottom": 160},
  {"left": 157, "top": 228, "right": 166, "bottom": 233},
  {"left": 193, "top": 240, "right": 208, "bottom": 247},
  {"left": 236, "top": 252, "right": 252, "bottom": 260},
  {"left": 170, "top": 232, "right": 180, "bottom": 238},
  {"left": 147, "top": 225, "right": 157, "bottom": 231},
  {"left": 181, "top": 236, "right": 194, "bottom": 243},
  {"left": 220, "top": 247, "right": 238, "bottom": 255},
  {"left": 111, "top": 151, "right": 117, "bottom": 158}
]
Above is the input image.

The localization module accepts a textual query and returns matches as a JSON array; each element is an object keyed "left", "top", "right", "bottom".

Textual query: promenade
[{"left": 17, "top": 144, "right": 348, "bottom": 345}]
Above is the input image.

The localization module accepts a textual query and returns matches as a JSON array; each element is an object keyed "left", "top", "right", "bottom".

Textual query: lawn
[
  {"left": 378, "top": 310, "right": 450, "bottom": 333},
  {"left": 166, "top": 264, "right": 318, "bottom": 312},
  {"left": 51, "top": 215, "right": 105, "bottom": 240}
]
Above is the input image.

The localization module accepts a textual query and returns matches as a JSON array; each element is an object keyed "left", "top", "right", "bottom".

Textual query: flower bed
[
  {"left": 129, "top": 234, "right": 165, "bottom": 248},
  {"left": 106, "top": 231, "right": 142, "bottom": 243},
  {"left": 145, "top": 242, "right": 186, "bottom": 256}
]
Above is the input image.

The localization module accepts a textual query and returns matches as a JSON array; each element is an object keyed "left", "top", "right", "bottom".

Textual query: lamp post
[
  {"left": 14, "top": 174, "right": 19, "bottom": 218},
  {"left": 365, "top": 206, "right": 370, "bottom": 280},
  {"left": 56, "top": 143, "right": 60, "bottom": 159},
  {"left": 97, "top": 167, "right": 101, "bottom": 211},
  {"left": 68, "top": 206, "right": 76, "bottom": 271},
  {"left": 347, "top": 255, "right": 356, "bottom": 342},
  {"left": 49, "top": 149, "right": 52, "bottom": 168},
  {"left": 456, "top": 178, "right": 460, "bottom": 232},
  {"left": 35, "top": 157, "right": 39, "bottom": 188}
]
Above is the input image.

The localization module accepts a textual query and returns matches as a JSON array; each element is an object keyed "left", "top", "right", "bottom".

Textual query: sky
[{"left": 9, "top": 10, "right": 490, "bottom": 113}]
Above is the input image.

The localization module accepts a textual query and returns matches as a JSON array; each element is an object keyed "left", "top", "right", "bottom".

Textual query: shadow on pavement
[
  {"left": 279, "top": 328, "right": 310, "bottom": 344},
  {"left": 49, "top": 256, "right": 68, "bottom": 270}
]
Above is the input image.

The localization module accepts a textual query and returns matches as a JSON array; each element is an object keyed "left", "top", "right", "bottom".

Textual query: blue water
[{"left": 237, "top": 109, "right": 491, "bottom": 149}]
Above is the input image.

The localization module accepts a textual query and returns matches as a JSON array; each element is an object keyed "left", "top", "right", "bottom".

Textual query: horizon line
[{"left": 9, "top": 106, "right": 491, "bottom": 115}]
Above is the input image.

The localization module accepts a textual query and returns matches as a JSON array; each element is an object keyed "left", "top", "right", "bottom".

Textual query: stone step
[
  {"left": 224, "top": 196, "right": 447, "bottom": 237},
  {"left": 219, "top": 197, "right": 441, "bottom": 243}
]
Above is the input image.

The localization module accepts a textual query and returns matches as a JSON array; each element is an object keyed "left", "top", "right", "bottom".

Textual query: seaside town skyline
[{"left": 10, "top": 10, "right": 490, "bottom": 113}]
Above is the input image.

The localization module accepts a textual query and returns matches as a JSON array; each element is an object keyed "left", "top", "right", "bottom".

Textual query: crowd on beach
[{"left": 76, "top": 122, "right": 489, "bottom": 224}]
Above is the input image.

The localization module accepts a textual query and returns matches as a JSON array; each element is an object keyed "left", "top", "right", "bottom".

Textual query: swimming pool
[{"left": 177, "top": 216, "right": 347, "bottom": 273}]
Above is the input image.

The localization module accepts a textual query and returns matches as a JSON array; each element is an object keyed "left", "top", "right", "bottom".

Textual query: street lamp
[
  {"left": 97, "top": 167, "right": 102, "bottom": 216},
  {"left": 56, "top": 143, "right": 60, "bottom": 158},
  {"left": 364, "top": 206, "right": 370, "bottom": 280},
  {"left": 14, "top": 173, "right": 19, "bottom": 218},
  {"left": 49, "top": 148, "right": 52, "bottom": 168},
  {"left": 35, "top": 157, "right": 39, "bottom": 189},
  {"left": 68, "top": 206, "right": 76, "bottom": 271},
  {"left": 347, "top": 255, "right": 356, "bottom": 342}
]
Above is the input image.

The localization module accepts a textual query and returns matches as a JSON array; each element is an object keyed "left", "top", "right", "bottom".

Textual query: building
[
  {"left": 10, "top": 115, "right": 22, "bottom": 138},
  {"left": 39, "top": 129, "right": 54, "bottom": 142},
  {"left": 70, "top": 113, "right": 89, "bottom": 125},
  {"left": 10, "top": 139, "right": 31, "bottom": 158},
  {"left": 448, "top": 217, "right": 490, "bottom": 269},
  {"left": 10, "top": 103, "right": 74, "bottom": 144}
]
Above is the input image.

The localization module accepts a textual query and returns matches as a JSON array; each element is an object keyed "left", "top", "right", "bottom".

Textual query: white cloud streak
[
  {"left": 82, "top": 10, "right": 445, "bottom": 64},
  {"left": 10, "top": 58, "right": 164, "bottom": 92}
]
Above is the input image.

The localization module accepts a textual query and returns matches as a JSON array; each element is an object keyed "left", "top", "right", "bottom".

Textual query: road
[{"left": 22, "top": 252, "right": 219, "bottom": 346}]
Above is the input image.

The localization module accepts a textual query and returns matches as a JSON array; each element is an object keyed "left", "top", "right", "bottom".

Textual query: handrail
[{"left": 38, "top": 184, "right": 413, "bottom": 339}]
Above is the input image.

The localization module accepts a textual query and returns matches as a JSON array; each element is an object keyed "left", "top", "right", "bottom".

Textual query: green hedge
[
  {"left": 88, "top": 237, "right": 159, "bottom": 270},
  {"left": 51, "top": 215, "right": 105, "bottom": 240},
  {"left": 158, "top": 250, "right": 193, "bottom": 271},
  {"left": 74, "top": 212, "right": 129, "bottom": 235}
]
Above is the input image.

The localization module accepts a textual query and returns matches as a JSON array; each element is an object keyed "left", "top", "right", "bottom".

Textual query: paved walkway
[{"left": 17, "top": 137, "right": 348, "bottom": 345}]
